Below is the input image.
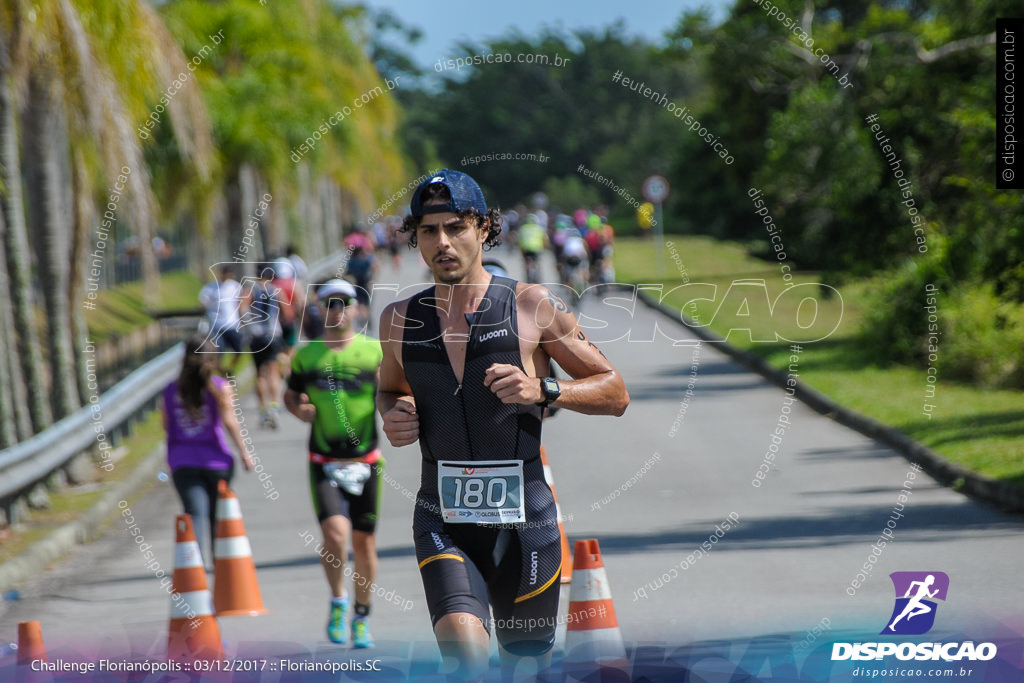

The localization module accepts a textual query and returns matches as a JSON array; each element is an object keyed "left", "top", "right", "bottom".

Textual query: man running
[
  {"left": 285, "top": 279, "right": 384, "bottom": 648},
  {"left": 377, "top": 169, "right": 629, "bottom": 680},
  {"left": 241, "top": 265, "right": 284, "bottom": 428},
  {"left": 198, "top": 265, "right": 244, "bottom": 375}
]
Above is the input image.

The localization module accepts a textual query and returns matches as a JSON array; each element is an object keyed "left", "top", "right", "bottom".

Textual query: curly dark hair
[{"left": 399, "top": 182, "right": 502, "bottom": 249}]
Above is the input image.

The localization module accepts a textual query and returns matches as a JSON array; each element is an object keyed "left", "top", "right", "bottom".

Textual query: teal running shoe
[
  {"left": 351, "top": 616, "right": 374, "bottom": 648},
  {"left": 327, "top": 598, "right": 349, "bottom": 644}
]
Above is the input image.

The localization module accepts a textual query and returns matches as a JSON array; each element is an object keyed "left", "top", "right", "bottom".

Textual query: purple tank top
[{"left": 164, "top": 376, "right": 233, "bottom": 470}]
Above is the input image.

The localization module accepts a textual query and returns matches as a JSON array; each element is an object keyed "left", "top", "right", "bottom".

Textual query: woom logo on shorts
[{"left": 832, "top": 571, "right": 997, "bottom": 662}]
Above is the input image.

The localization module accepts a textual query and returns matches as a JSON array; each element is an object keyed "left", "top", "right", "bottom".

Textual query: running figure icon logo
[{"left": 881, "top": 571, "right": 949, "bottom": 635}]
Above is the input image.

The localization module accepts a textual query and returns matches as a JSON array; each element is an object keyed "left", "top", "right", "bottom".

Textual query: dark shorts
[
  {"left": 564, "top": 255, "right": 582, "bottom": 267},
  {"left": 413, "top": 471, "right": 562, "bottom": 657},
  {"left": 416, "top": 524, "right": 561, "bottom": 656},
  {"left": 309, "top": 458, "right": 384, "bottom": 533},
  {"left": 353, "top": 280, "right": 371, "bottom": 307},
  {"left": 280, "top": 321, "right": 298, "bottom": 348},
  {"left": 215, "top": 328, "right": 242, "bottom": 354},
  {"left": 250, "top": 335, "right": 281, "bottom": 368}
]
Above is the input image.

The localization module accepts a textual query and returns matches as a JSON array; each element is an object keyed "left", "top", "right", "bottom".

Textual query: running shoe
[
  {"left": 351, "top": 616, "right": 374, "bottom": 648},
  {"left": 327, "top": 598, "right": 349, "bottom": 644}
]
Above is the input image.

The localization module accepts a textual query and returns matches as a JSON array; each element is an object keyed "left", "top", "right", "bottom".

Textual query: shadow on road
[{"left": 583, "top": 502, "right": 1023, "bottom": 556}]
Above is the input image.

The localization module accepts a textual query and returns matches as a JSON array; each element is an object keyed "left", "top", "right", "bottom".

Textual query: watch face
[{"left": 543, "top": 378, "right": 559, "bottom": 394}]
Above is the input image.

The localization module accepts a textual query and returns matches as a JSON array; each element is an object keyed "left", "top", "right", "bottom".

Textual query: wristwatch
[{"left": 539, "top": 377, "right": 561, "bottom": 407}]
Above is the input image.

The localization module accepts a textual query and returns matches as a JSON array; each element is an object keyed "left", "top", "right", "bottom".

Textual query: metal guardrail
[
  {"left": 0, "top": 248, "right": 348, "bottom": 507},
  {"left": 0, "top": 344, "right": 184, "bottom": 501}
]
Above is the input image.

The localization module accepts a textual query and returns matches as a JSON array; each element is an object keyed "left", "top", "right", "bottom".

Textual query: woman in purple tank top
[{"left": 163, "top": 334, "right": 253, "bottom": 563}]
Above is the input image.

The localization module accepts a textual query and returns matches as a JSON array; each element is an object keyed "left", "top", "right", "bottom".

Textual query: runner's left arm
[
  {"left": 484, "top": 285, "right": 628, "bottom": 416},
  {"left": 212, "top": 379, "right": 254, "bottom": 470}
]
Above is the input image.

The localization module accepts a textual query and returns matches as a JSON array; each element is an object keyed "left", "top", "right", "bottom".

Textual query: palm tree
[
  {"left": 0, "top": 206, "right": 25, "bottom": 447},
  {"left": 0, "top": 0, "right": 217, "bottom": 433},
  {"left": 0, "top": 21, "right": 53, "bottom": 432},
  {"left": 24, "top": 68, "right": 81, "bottom": 417},
  {"left": 161, "top": 0, "right": 407, "bottom": 261}
]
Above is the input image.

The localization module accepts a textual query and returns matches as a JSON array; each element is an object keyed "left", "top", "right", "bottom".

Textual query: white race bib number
[
  {"left": 437, "top": 460, "right": 525, "bottom": 524},
  {"left": 323, "top": 461, "right": 372, "bottom": 496}
]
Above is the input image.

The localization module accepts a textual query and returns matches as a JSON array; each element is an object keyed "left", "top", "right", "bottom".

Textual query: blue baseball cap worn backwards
[{"left": 410, "top": 169, "right": 488, "bottom": 217}]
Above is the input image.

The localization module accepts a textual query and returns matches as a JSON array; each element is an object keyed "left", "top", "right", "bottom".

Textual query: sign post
[{"left": 642, "top": 175, "right": 670, "bottom": 277}]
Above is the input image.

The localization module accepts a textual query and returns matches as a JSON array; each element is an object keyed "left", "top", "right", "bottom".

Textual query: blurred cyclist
[{"left": 517, "top": 213, "right": 547, "bottom": 284}]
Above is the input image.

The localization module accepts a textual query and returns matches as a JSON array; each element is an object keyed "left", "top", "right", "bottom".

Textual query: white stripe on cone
[
  {"left": 216, "top": 497, "right": 242, "bottom": 520},
  {"left": 569, "top": 569, "right": 613, "bottom": 601},
  {"left": 543, "top": 465, "right": 553, "bottom": 486},
  {"left": 565, "top": 628, "right": 628, "bottom": 665},
  {"left": 214, "top": 535, "right": 252, "bottom": 559},
  {"left": 174, "top": 541, "right": 203, "bottom": 569},
  {"left": 170, "top": 590, "right": 215, "bottom": 618}
]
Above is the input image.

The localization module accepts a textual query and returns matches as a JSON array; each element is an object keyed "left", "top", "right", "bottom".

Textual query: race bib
[
  {"left": 323, "top": 461, "right": 372, "bottom": 496},
  {"left": 437, "top": 460, "right": 526, "bottom": 524}
]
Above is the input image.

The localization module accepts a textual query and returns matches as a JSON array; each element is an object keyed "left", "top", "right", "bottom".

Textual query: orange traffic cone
[
  {"left": 540, "top": 446, "right": 572, "bottom": 583},
  {"left": 16, "top": 621, "right": 46, "bottom": 665},
  {"left": 213, "top": 480, "right": 267, "bottom": 616},
  {"left": 563, "top": 539, "right": 628, "bottom": 682},
  {"left": 167, "top": 514, "right": 223, "bottom": 660}
]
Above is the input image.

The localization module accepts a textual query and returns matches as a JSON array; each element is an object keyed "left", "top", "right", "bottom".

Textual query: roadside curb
[
  {"left": 0, "top": 367, "right": 257, "bottom": 593},
  {"left": 633, "top": 287, "right": 1024, "bottom": 514}
]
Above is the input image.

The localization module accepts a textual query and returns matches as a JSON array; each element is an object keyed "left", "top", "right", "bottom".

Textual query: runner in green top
[{"left": 284, "top": 279, "right": 384, "bottom": 648}]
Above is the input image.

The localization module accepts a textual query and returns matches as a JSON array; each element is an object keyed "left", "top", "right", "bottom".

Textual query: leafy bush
[
  {"left": 859, "top": 252, "right": 952, "bottom": 365},
  {"left": 940, "top": 285, "right": 1024, "bottom": 389}
]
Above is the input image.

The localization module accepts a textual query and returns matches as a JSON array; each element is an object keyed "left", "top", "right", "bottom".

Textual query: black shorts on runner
[
  {"left": 353, "top": 280, "right": 371, "bottom": 307},
  {"left": 413, "top": 472, "right": 562, "bottom": 657},
  {"left": 416, "top": 523, "right": 561, "bottom": 656},
  {"left": 216, "top": 328, "right": 242, "bottom": 354},
  {"left": 250, "top": 335, "right": 280, "bottom": 368},
  {"left": 309, "top": 459, "right": 384, "bottom": 533}
]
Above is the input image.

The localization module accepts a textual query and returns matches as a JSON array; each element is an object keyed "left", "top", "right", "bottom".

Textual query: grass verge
[
  {"left": 85, "top": 271, "right": 203, "bottom": 344},
  {"left": 614, "top": 236, "right": 1024, "bottom": 488}
]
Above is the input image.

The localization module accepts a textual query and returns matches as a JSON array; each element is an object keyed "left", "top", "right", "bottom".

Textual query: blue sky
[{"left": 357, "top": 0, "right": 733, "bottom": 71}]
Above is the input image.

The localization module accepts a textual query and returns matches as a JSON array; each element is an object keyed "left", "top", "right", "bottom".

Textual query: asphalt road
[{"left": 1, "top": 244, "right": 1022, "bottom": 679}]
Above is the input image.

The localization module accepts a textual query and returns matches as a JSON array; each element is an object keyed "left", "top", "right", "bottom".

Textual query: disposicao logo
[
  {"left": 882, "top": 571, "right": 948, "bottom": 635},
  {"left": 832, "top": 571, "right": 997, "bottom": 662}
]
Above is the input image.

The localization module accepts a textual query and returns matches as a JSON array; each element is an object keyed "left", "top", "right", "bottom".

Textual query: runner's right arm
[{"left": 377, "top": 300, "right": 419, "bottom": 447}]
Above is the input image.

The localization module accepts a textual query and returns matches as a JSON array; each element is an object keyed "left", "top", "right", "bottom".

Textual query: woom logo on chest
[{"left": 477, "top": 328, "right": 509, "bottom": 343}]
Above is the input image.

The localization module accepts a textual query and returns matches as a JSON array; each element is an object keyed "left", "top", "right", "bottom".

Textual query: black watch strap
[{"left": 539, "top": 377, "right": 560, "bottom": 407}]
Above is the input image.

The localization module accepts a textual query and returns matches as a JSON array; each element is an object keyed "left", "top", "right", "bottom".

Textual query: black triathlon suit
[{"left": 403, "top": 275, "right": 561, "bottom": 657}]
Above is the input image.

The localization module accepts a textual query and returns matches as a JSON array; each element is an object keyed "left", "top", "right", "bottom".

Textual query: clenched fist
[
  {"left": 483, "top": 363, "right": 543, "bottom": 405},
  {"left": 382, "top": 396, "right": 419, "bottom": 447}
]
